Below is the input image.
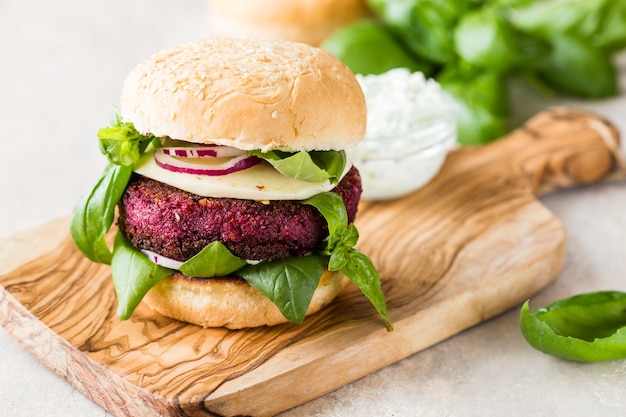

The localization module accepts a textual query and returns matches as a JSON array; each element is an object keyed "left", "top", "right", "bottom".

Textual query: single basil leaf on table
[
  {"left": 69, "top": 163, "right": 133, "bottom": 264},
  {"left": 179, "top": 241, "right": 248, "bottom": 278},
  {"left": 111, "top": 231, "right": 173, "bottom": 320},
  {"left": 320, "top": 19, "right": 434, "bottom": 76},
  {"left": 520, "top": 292, "right": 626, "bottom": 362},
  {"left": 236, "top": 255, "right": 328, "bottom": 324}
]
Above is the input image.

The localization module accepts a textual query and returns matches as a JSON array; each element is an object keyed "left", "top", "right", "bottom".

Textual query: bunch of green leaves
[
  {"left": 303, "top": 192, "right": 392, "bottom": 330},
  {"left": 520, "top": 292, "right": 626, "bottom": 362},
  {"left": 321, "top": 0, "right": 626, "bottom": 145},
  {"left": 71, "top": 109, "right": 392, "bottom": 326}
]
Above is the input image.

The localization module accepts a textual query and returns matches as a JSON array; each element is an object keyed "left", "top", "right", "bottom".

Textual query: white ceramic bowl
[{"left": 351, "top": 105, "right": 456, "bottom": 201}]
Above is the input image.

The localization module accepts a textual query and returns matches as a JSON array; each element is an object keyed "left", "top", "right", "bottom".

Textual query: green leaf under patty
[
  {"left": 179, "top": 241, "right": 248, "bottom": 278},
  {"left": 236, "top": 256, "right": 329, "bottom": 324},
  {"left": 111, "top": 231, "right": 173, "bottom": 320}
]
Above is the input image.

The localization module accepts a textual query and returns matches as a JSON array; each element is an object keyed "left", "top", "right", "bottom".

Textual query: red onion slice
[
  {"left": 141, "top": 249, "right": 184, "bottom": 269},
  {"left": 161, "top": 145, "right": 246, "bottom": 158},
  {"left": 154, "top": 149, "right": 261, "bottom": 176}
]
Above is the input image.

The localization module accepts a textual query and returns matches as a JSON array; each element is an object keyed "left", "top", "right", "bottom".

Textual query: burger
[
  {"left": 206, "top": 0, "right": 371, "bottom": 46},
  {"left": 70, "top": 38, "right": 391, "bottom": 330}
]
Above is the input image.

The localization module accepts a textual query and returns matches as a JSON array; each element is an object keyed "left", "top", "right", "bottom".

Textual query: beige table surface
[{"left": 1, "top": 1, "right": 626, "bottom": 416}]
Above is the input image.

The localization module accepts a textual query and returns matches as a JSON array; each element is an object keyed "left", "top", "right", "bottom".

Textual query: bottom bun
[{"left": 143, "top": 269, "right": 347, "bottom": 329}]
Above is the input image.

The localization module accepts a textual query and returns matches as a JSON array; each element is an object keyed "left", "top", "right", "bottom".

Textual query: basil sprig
[
  {"left": 248, "top": 149, "right": 346, "bottom": 185},
  {"left": 304, "top": 192, "right": 393, "bottom": 330},
  {"left": 520, "top": 292, "right": 626, "bottom": 362}
]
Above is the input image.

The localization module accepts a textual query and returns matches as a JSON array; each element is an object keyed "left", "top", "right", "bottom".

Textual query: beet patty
[{"left": 118, "top": 166, "right": 362, "bottom": 262}]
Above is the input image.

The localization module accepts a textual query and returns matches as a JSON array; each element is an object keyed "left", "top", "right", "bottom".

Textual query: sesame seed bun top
[{"left": 120, "top": 38, "right": 366, "bottom": 152}]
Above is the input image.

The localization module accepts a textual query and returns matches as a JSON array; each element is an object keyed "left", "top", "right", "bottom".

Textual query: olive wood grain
[{"left": 0, "top": 108, "right": 621, "bottom": 417}]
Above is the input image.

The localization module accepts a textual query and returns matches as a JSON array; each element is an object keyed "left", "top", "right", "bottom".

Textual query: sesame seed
[{"left": 271, "top": 110, "right": 278, "bottom": 119}]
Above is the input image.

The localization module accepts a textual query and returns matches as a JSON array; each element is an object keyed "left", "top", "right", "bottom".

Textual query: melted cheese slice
[{"left": 133, "top": 149, "right": 349, "bottom": 200}]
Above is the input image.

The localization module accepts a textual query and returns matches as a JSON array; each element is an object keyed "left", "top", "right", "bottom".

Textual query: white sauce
[
  {"left": 351, "top": 68, "right": 456, "bottom": 200},
  {"left": 133, "top": 149, "right": 351, "bottom": 200}
]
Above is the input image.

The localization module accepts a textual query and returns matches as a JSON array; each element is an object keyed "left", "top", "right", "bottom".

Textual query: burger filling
[
  {"left": 118, "top": 167, "right": 362, "bottom": 263},
  {"left": 70, "top": 110, "right": 392, "bottom": 329}
]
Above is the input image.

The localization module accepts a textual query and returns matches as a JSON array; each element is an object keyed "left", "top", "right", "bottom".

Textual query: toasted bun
[
  {"left": 120, "top": 38, "right": 366, "bottom": 152},
  {"left": 206, "top": 0, "right": 371, "bottom": 46},
  {"left": 143, "top": 270, "right": 347, "bottom": 329}
]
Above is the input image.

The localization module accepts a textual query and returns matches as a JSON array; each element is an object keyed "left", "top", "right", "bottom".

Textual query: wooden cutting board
[{"left": 0, "top": 108, "right": 621, "bottom": 417}]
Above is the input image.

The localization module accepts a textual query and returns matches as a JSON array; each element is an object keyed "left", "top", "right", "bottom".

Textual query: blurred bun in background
[{"left": 206, "top": 0, "right": 370, "bottom": 45}]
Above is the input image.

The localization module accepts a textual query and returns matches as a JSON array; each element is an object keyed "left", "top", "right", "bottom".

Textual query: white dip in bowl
[{"left": 351, "top": 68, "right": 456, "bottom": 200}]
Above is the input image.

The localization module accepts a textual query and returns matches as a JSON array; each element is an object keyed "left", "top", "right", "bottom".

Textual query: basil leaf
[
  {"left": 329, "top": 224, "right": 359, "bottom": 270},
  {"left": 454, "top": 7, "right": 518, "bottom": 70},
  {"left": 70, "top": 163, "right": 132, "bottom": 264},
  {"left": 98, "top": 108, "right": 154, "bottom": 166},
  {"left": 111, "top": 231, "right": 173, "bottom": 320},
  {"left": 509, "top": 0, "right": 626, "bottom": 52},
  {"left": 71, "top": 108, "right": 158, "bottom": 265},
  {"left": 437, "top": 65, "right": 508, "bottom": 145},
  {"left": 303, "top": 192, "right": 348, "bottom": 239},
  {"left": 367, "top": 0, "right": 467, "bottom": 64},
  {"left": 341, "top": 250, "right": 393, "bottom": 331},
  {"left": 454, "top": 6, "right": 550, "bottom": 72},
  {"left": 520, "top": 292, "right": 626, "bottom": 362},
  {"left": 537, "top": 35, "right": 617, "bottom": 98},
  {"left": 179, "top": 241, "right": 247, "bottom": 278},
  {"left": 237, "top": 256, "right": 328, "bottom": 324},
  {"left": 329, "top": 248, "right": 349, "bottom": 271},
  {"left": 249, "top": 150, "right": 346, "bottom": 185},
  {"left": 309, "top": 151, "right": 347, "bottom": 185},
  {"left": 303, "top": 192, "right": 392, "bottom": 329},
  {"left": 321, "top": 19, "right": 434, "bottom": 76}
]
